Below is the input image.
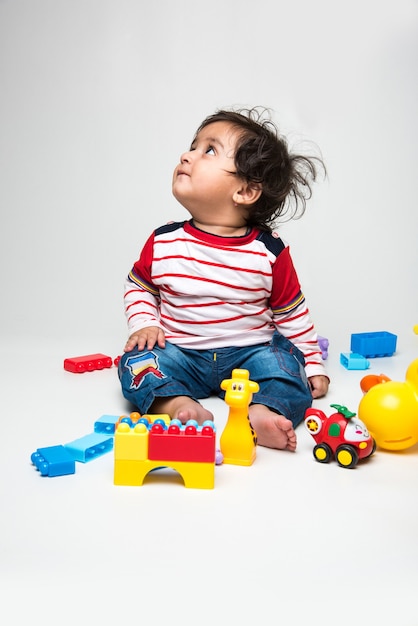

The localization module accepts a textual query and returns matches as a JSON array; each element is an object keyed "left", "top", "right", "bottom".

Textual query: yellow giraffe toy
[{"left": 220, "top": 369, "right": 259, "bottom": 466}]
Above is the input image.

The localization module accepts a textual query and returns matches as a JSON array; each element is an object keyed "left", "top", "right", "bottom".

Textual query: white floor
[{"left": 2, "top": 334, "right": 418, "bottom": 625}]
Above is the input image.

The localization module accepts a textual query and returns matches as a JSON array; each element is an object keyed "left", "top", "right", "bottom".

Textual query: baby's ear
[{"left": 233, "top": 182, "right": 262, "bottom": 206}]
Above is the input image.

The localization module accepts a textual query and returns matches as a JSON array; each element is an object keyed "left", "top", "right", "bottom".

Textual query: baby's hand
[
  {"left": 124, "top": 327, "right": 166, "bottom": 352},
  {"left": 308, "top": 375, "right": 329, "bottom": 399}
]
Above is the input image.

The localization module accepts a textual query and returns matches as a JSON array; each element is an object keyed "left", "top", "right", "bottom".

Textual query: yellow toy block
[
  {"left": 114, "top": 458, "right": 214, "bottom": 489},
  {"left": 114, "top": 422, "right": 149, "bottom": 461}
]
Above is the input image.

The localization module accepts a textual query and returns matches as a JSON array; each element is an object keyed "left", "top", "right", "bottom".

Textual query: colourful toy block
[
  {"left": 113, "top": 419, "right": 216, "bottom": 489},
  {"left": 114, "top": 459, "right": 215, "bottom": 489},
  {"left": 63, "top": 353, "right": 113, "bottom": 373},
  {"left": 64, "top": 433, "right": 113, "bottom": 462},
  {"left": 94, "top": 414, "right": 121, "bottom": 434},
  {"left": 114, "top": 422, "right": 149, "bottom": 461},
  {"left": 31, "top": 445, "right": 76, "bottom": 477},
  {"left": 350, "top": 331, "right": 397, "bottom": 358},
  {"left": 340, "top": 352, "right": 370, "bottom": 370},
  {"left": 115, "top": 412, "right": 171, "bottom": 430},
  {"left": 148, "top": 421, "right": 216, "bottom": 463}
]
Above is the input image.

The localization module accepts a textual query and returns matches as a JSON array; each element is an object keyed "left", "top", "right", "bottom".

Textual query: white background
[
  {"left": 1, "top": 1, "right": 418, "bottom": 624},
  {"left": 1, "top": 0, "right": 417, "bottom": 349}
]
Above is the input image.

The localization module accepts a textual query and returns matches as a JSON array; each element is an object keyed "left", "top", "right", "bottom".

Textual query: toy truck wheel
[
  {"left": 313, "top": 443, "right": 332, "bottom": 464},
  {"left": 336, "top": 445, "right": 358, "bottom": 469}
]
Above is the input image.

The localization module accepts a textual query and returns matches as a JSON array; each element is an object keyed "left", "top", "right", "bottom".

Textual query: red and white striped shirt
[{"left": 124, "top": 220, "right": 327, "bottom": 378}]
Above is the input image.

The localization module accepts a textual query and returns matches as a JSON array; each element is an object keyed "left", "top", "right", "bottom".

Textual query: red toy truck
[{"left": 304, "top": 404, "right": 376, "bottom": 468}]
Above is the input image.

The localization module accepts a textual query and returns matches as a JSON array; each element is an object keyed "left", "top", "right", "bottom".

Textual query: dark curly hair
[{"left": 194, "top": 107, "right": 326, "bottom": 232}]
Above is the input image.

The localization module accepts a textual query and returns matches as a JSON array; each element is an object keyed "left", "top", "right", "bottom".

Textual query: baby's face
[{"left": 172, "top": 121, "right": 241, "bottom": 218}]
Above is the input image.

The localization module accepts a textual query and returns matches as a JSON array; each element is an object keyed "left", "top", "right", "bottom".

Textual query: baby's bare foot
[
  {"left": 249, "top": 404, "right": 297, "bottom": 451},
  {"left": 150, "top": 395, "right": 214, "bottom": 425}
]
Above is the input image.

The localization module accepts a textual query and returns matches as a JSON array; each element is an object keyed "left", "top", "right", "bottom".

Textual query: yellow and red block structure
[{"left": 114, "top": 417, "right": 216, "bottom": 489}]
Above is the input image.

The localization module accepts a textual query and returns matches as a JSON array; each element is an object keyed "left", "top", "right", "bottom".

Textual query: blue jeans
[{"left": 118, "top": 332, "right": 313, "bottom": 428}]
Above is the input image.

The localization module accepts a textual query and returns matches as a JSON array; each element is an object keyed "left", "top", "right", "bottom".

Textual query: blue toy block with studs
[
  {"left": 94, "top": 414, "right": 121, "bottom": 434},
  {"left": 31, "top": 445, "right": 76, "bottom": 477},
  {"left": 64, "top": 432, "right": 113, "bottom": 463},
  {"left": 340, "top": 352, "right": 370, "bottom": 370}
]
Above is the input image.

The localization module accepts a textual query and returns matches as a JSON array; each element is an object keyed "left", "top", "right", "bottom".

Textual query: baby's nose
[{"left": 180, "top": 149, "right": 192, "bottom": 163}]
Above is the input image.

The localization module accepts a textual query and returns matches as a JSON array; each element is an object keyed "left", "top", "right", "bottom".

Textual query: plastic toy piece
[
  {"left": 94, "top": 414, "right": 121, "bottom": 434},
  {"left": 350, "top": 331, "right": 397, "bottom": 358},
  {"left": 148, "top": 421, "right": 215, "bottom": 463},
  {"left": 358, "top": 357, "right": 418, "bottom": 451},
  {"left": 215, "top": 449, "right": 224, "bottom": 465},
  {"left": 64, "top": 433, "right": 113, "bottom": 462},
  {"left": 340, "top": 352, "right": 370, "bottom": 370},
  {"left": 414, "top": 325, "right": 418, "bottom": 335},
  {"left": 304, "top": 404, "right": 376, "bottom": 469},
  {"left": 31, "top": 445, "right": 76, "bottom": 477},
  {"left": 113, "top": 419, "right": 216, "bottom": 489},
  {"left": 115, "top": 412, "right": 171, "bottom": 430},
  {"left": 63, "top": 353, "right": 113, "bottom": 373},
  {"left": 220, "top": 369, "right": 259, "bottom": 466},
  {"left": 317, "top": 335, "right": 329, "bottom": 360},
  {"left": 360, "top": 374, "right": 391, "bottom": 393}
]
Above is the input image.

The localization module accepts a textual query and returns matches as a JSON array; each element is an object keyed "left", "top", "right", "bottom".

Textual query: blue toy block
[
  {"left": 340, "top": 352, "right": 370, "bottom": 370},
  {"left": 64, "top": 433, "right": 113, "bottom": 463},
  {"left": 94, "top": 414, "right": 121, "bottom": 434},
  {"left": 350, "top": 331, "right": 397, "bottom": 358},
  {"left": 31, "top": 445, "right": 76, "bottom": 477}
]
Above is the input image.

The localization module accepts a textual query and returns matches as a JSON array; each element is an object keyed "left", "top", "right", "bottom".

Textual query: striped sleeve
[
  {"left": 270, "top": 246, "right": 327, "bottom": 378},
  {"left": 124, "top": 232, "right": 163, "bottom": 335}
]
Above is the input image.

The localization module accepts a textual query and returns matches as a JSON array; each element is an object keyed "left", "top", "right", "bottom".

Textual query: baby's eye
[{"left": 205, "top": 145, "right": 215, "bottom": 155}]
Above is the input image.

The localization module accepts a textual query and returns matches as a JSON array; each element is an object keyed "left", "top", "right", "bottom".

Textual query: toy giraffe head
[{"left": 221, "top": 368, "right": 260, "bottom": 408}]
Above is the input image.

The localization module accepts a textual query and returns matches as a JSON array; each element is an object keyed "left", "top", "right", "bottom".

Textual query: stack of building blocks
[
  {"left": 31, "top": 412, "right": 174, "bottom": 478},
  {"left": 114, "top": 418, "right": 216, "bottom": 489}
]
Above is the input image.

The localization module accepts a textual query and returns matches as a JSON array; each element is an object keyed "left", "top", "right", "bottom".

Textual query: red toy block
[
  {"left": 148, "top": 422, "right": 216, "bottom": 463},
  {"left": 63, "top": 353, "right": 113, "bottom": 373}
]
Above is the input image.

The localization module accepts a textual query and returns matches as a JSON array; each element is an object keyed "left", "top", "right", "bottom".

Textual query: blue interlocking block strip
[
  {"left": 94, "top": 414, "right": 121, "bottom": 434},
  {"left": 64, "top": 432, "right": 113, "bottom": 462},
  {"left": 31, "top": 445, "right": 76, "bottom": 477}
]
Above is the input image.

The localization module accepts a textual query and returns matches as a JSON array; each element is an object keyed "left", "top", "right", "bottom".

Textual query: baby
[{"left": 118, "top": 107, "right": 329, "bottom": 451}]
